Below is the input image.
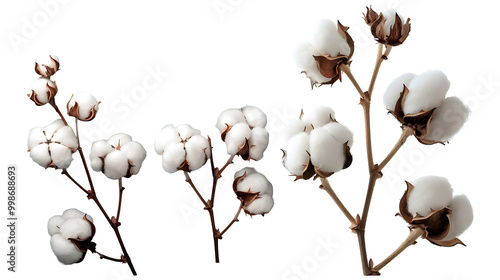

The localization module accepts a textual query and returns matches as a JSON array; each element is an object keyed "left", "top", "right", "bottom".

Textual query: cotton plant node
[
  {"left": 155, "top": 106, "right": 272, "bottom": 263},
  {"left": 289, "top": 6, "right": 473, "bottom": 276},
  {"left": 26, "top": 55, "right": 142, "bottom": 276}
]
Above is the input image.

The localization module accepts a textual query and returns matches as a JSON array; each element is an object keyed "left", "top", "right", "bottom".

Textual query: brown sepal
[
  {"left": 342, "top": 141, "right": 353, "bottom": 169},
  {"left": 28, "top": 90, "right": 45, "bottom": 106},
  {"left": 236, "top": 138, "right": 251, "bottom": 161},
  {"left": 363, "top": 6, "right": 379, "bottom": 25},
  {"left": 177, "top": 160, "right": 190, "bottom": 172},
  {"left": 365, "top": 7, "right": 411, "bottom": 46}
]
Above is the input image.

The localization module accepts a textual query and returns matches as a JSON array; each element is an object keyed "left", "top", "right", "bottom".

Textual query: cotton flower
[
  {"left": 216, "top": 106, "right": 269, "bottom": 161},
  {"left": 35, "top": 54, "right": 60, "bottom": 78},
  {"left": 90, "top": 133, "right": 147, "bottom": 179},
  {"left": 233, "top": 168, "right": 274, "bottom": 216},
  {"left": 363, "top": 6, "right": 411, "bottom": 46},
  {"left": 399, "top": 176, "right": 473, "bottom": 246},
  {"left": 295, "top": 20, "right": 354, "bottom": 87},
  {"left": 384, "top": 70, "right": 470, "bottom": 144},
  {"left": 28, "top": 77, "right": 58, "bottom": 106},
  {"left": 154, "top": 124, "right": 211, "bottom": 173},
  {"left": 282, "top": 106, "right": 353, "bottom": 180},
  {"left": 67, "top": 92, "right": 100, "bottom": 121},
  {"left": 27, "top": 119, "right": 78, "bottom": 169},
  {"left": 47, "top": 208, "right": 95, "bottom": 265}
]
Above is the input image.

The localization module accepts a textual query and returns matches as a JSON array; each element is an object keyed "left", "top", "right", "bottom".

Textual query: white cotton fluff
[
  {"left": 381, "top": 9, "right": 406, "bottom": 35},
  {"left": 154, "top": 125, "right": 179, "bottom": 155},
  {"left": 185, "top": 135, "right": 210, "bottom": 171},
  {"left": 43, "top": 119, "right": 66, "bottom": 140},
  {"left": 426, "top": 97, "right": 470, "bottom": 142},
  {"left": 283, "top": 119, "right": 308, "bottom": 142},
  {"left": 322, "top": 122, "right": 354, "bottom": 148},
  {"left": 403, "top": 70, "right": 450, "bottom": 115},
  {"left": 162, "top": 143, "right": 186, "bottom": 173},
  {"left": 27, "top": 127, "right": 46, "bottom": 150},
  {"left": 283, "top": 132, "right": 311, "bottom": 176},
  {"left": 224, "top": 123, "right": 252, "bottom": 155},
  {"left": 383, "top": 73, "right": 417, "bottom": 111},
  {"left": 236, "top": 172, "right": 273, "bottom": 196},
  {"left": 62, "top": 209, "right": 93, "bottom": 222},
  {"left": 51, "top": 126, "right": 79, "bottom": 150},
  {"left": 216, "top": 108, "right": 246, "bottom": 133},
  {"left": 177, "top": 124, "right": 201, "bottom": 140},
  {"left": 294, "top": 42, "right": 331, "bottom": 85},
  {"left": 103, "top": 151, "right": 129, "bottom": 179},
  {"left": 301, "top": 106, "right": 335, "bottom": 129},
  {"left": 35, "top": 54, "right": 60, "bottom": 77},
  {"left": 248, "top": 127, "right": 269, "bottom": 161},
  {"left": 120, "top": 141, "right": 147, "bottom": 175},
  {"left": 242, "top": 106, "right": 267, "bottom": 128},
  {"left": 67, "top": 92, "right": 99, "bottom": 121},
  {"left": 47, "top": 215, "right": 66, "bottom": 236},
  {"left": 89, "top": 140, "right": 113, "bottom": 172},
  {"left": 59, "top": 218, "right": 93, "bottom": 240},
  {"left": 234, "top": 167, "right": 257, "bottom": 179},
  {"left": 442, "top": 194, "right": 473, "bottom": 241},
  {"left": 29, "top": 144, "right": 52, "bottom": 168},
  {"left": 30, "top": 77, "right": 56, "bottom": 104},
  {"left": 49, "top": 143, "right": 73, "bottom": 169},
  {"left": 309, "top": 126, "right": 346, "bottom": 173},
  {"left": 407, "top": 176, "right": 453, "bottom": 217},
  {"left": 310, "top": 19, "right": 350, "bottom": 57},
  {"left": 107, "top": 133, "right": 132, "bottom": 149},
  {"left": 245, "top": 194, "right": 274, "bottom": 215},
  {"left": 50, "top": 234, "right": 84, "bottom": 265}
]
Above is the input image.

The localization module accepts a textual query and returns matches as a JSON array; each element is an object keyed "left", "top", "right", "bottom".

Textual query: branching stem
[{"left": 319, "top": 177, "right": 355, "bottom": 225}]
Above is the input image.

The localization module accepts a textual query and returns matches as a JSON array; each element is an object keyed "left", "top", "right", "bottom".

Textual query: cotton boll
[
  {"left": 28, "top": 127, "right": 47, "bottom": 150},
  {"left": 381, "top": 9, "right": 406, "bottom": 35},
  {"left": 426, "top": 97, "right": 470, "bottom": 142},
  {"left": 322, "top": 122, "right": 354, "bottom": 148},
  {"left": 301, "top": 106, "right": 335, "bottom": 129},
  {"left": 248, "top": 127, "right": 269, "bottom": 161},
  {"left": 59, "top": 218, "right": 93, "bottom": 240},
  {"left": 162, "top": 143, "right": 186, "bottom": 173},
  {"left": 234, "top": 167, "right": 257, "bottom": 179},
  {"left": 107, "top": 133, "right": 132, "bottom": 149},
  {"left": 383, "top": 73, "right": 417, "bottom": 111},
  {"left": 310, "top": 19, "right": 350, "bottom": 57},
  {"left": 30, "top": 143, "right": 51, "bottom": 168},
  {"left": 90, "top": 140, "right": 113, "bottom": 160},
  {"left": 283, "top": 133, "right": 310, "bottom": 176},
  {"left": 154, "top": 125, "right": 180, "bottom": 154},
  {"left": 407, "top": 176, "right": 453, "bottom": 217},
  {"left": 309, "top": 128, "right": 345, "bottom": 173},
  {"left": 177, "top": 124, "right": 200, "bottom": 140},
  {"left": 245, "top": 194, "right": 274, "bottom": 215},
  {"left": 52, "top": 126, "right": 78, "bottom": 150},
  {"left": 62, "top": 209, "right": 86, "bottom": 220},
  {"left": 185, "top": 135, "right": 210, "bottom": 171},
  {"left": 30, "top": 77, "right": 56, "bottom": 104},
  {"left": 442, "top": 195, "right": 473, "bottom": 241},
  {"left": 49, "top": 143, "right": 73, "bottom": 169},
  {"left": 43, "top": 119, "right": 66, "bottom": 140},
  {"left": 404, "top": 70, "right": 450, "bottom": 114},
  {"left": 67, "top": 92, "right": 99, "bottom": 121},
  {"left": 224, "top": 123, "right": 252, "bottom": 155},
  {"left": 242, "top": 106, "right": 267, "bottom": 128},
  {"left": 237, "top": 173, "right": 273, "bottom": 196},
  {"left": 120, "top": 142, "right": 147, "bottom": 175},
  {"left": 283, "top": 119, "right": 308, "bottom": 142},
  {"left": 294, "top": 42, "right": 331, "bottom": 85},
  {"left": 103, "top": 151, "right": 130, "bottom": 179},
  {"left": 35, "top": 54, "right": 60, "bottom": 77},
  {"left": 47, "top": 215, "right": 65, "bottom": 236},
  {"left": 216, "top": 108, "right": 246, "bottom": 133},
  {"left": 50, "top": 234, "right": 84, "bottom": 265}
]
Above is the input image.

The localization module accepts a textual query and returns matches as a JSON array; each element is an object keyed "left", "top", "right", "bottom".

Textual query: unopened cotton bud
[
  {"left": 364, "top": 7, "right": 411, "bottom": 46},
  {"left": 35, "top": 54, "right": 60, "bottom": 78},
  {"left": 67, "top": 92, "right": 100, "bottom": 121},
  {"left": 29, "top": 77, "right": 58, "bottom": 106}
]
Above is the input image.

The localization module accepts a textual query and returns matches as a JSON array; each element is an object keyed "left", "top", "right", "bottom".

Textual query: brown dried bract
[
  {"left": 233, "top": 172, "right": 268, "bottom": 216},
  {"left": 67, "top": 214, "right": 96, "bottom": 263},
  {"left": 66, "top": 94, "right": 100, "bottom": 121},
  {"left": 28, "top": 80, "right": 58, "bottom": 106},
  {"left": 34, "top": 55, "right": 60, "bottom": 78},
  {"left": 363, "top": 6, "right": 411, "bottom": 46}
]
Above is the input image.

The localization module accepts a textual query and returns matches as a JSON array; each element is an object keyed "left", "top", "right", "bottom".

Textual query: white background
[{"left": 1, "top": 0, "right": 499, "bottom": 279}]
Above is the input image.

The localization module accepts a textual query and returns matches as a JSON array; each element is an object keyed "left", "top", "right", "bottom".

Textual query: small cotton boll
[
  {"left": 216, "top": 108, "right": 246, "bottom": 133},
  {"left": 294, "top": 42, "right": 331, "bottom": 85},
  {"left": 245, "top": 194, "right": 274, "bottom": 215},
  {"left": 27, "top": 127, "right": 47, "bottom": 150},
  {"left": 309, "top": 127, "right": 345, "bottom": 173},
  {"left": 30, "top": 77, "right": 56, "bottom": 104},
  {"left": 234, "top": 167, "right": 257, "bottom": 179},
  {"left": 107, "top": 133, "right": 132, "bottom": 149},
  {"left": 67, "top": 92, "right": 99, "bottom": 121},
  {"left": 248, "top": 127, "right": 269, "bottom": 161},
  {"left": 404, "top": 70, "right": 450, "bottom": 114},
  {"left": 59, "top": 218, "right": 93, "bottom": 240},
  {"left": 35, "top": 54, "right": 60, "bottom": 77},
  {"left": 407, "top": 176, "right": 453, "bottom": 217},
  {"left": 310, "top": 19, "right": 350, "bottom": 57},
  {"left": 185, "top": 135, "right": 210, "bottom": 171},
  {"left": 283, "top": 133, "right": 310, "bottom": 175},
  {"left": 43, "top": 119, "right": 66, "bottom": 140},
  {"left": 51, "top": 126, "right": 78, "bottom": 150},
  {"left": 120, "top": 142, "right": 147, "bottom": 175},
  {"left": 237, "top": 173, "right": 273, "bottom": 196},
  {"left": 242, "top": 106, "right": 267, "bottom": 128},
  {"left": 50, "top": 234, "right": 84, "bottom": 265},
  {"left": 381, "top": 9, "right": 406, "bottom": 35},
  {"left": 103, "top": 151, "right": 130, "bottom": 179},
  {"left": 283, "top": 119, "right": 308, "bottom": 142},
  {"left": 49, "top": 143, "right": 73, "bottom": 169},
  {"left": 30, "top": 144, "right": 52, "bottom": 168},
  {"left": 442, "top": 194, "right": 473, "bottom": 241},
  {"left": 224, "top": 123, "right": 252, "bottom": 155},
  {"left": 301, "top": 106, "right": 335, "bottom": 129},
  {"left": 177, "top": 124, "right": 201, "bottom": 140},
  {"left": 47, "top": 215, "right": 65, "bottom": 236},
  {"left": 426, "top": 97, "right": 470, "bottom": 142},
  {"left": 162, "top": 143, "right": 186, "bottom": 173},
  {"left": 154, "top": 125, "right": 180, "bottom": 155},
  {"left": 322, "top": 122, "right": 354, "bottom": 148},
  {"left": 383, "top": 73, "right": 417, "bottom": 111}
]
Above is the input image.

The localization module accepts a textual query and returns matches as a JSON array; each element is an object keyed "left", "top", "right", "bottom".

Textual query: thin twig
[
  {"left": 218, "top": 201, "right": 243, "bottom": 238},
  {"left": 319, "top": 177, "right": 355, "bottom": 225},
  {"left": 61, "top": 169, "right": 91, "bottom": 196},
  {"left": 218, "top": 154, "right": 235, "bottom": 178},
  {"left": 339, "top": 64, "right": 365, "bottom": 98},
  {"left": 373, "top": 227, "right": 424, "bottom": 272},
  {"left": 367, "top": 44, "right": 392, "bottom": 96},
  {"left": 50, "top": 99, "right": 68, "bottom": 126},
  {"left": 116, "top": 178, "right": 124, "bottom": 224},
  {"left": 93, "top": 250, "right": 126, "bottom": 263},
  {"left": 184, "top": 171, "right": 209, "bottom": 208},
  {"left": 377, "top": 126, "right": 414, "bottom": 171}
]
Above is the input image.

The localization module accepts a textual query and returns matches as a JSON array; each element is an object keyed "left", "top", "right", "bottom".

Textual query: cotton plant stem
[
  {"left": 218, "top": 201, "right": 243, "bottom": 238},
  {"left": 339, "top": 64, "right": 365, "bottom": 99},
  {"left": 61, "top": 169, "right": 91, "bottom": 195},
  {"left": 184, "top": 171, "right": 209, "bottom": 208},
  {"left": 372, "top": 227, "right": 424, "bottom": 272},
  {"left": 319, "top": 177, "right": 356, "bottom": 225},
  {"left": 93, "top": 250, "right": 126, "bottom": 263},
  {"left": 367, "top": 45, "right": 392, "bottom": 96},
  {"left": 377, "top": 126, "right": 414, "bottom": 171},
  {"left": 115, "top": 178, "right": 124, "bottom": 224},
  {"left": 49, "top": 99, "right": 68, "bottom": 126}
]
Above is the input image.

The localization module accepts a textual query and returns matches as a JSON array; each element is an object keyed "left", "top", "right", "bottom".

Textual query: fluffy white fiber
[
  {"left": 407, "top": 176, "right": 453, "bottom": 217},
  {"left": 234, "top": 168, "right": 274, "bottom": 215},
  {"left": 310, "top": 19, "right": 350, "bottom": 57},
  {"left": 294, "top": 42, "right": 331, "bottom": 85},
  {"left": 381, "top": 9, "right": 406, "bottom": 35},
  {"left": 244, "top": 194, "right": 274, "bottom": 215},
  {"left": 403, "top": 70, "right": 450, "bottom": 114},
  {"left": 35, "top": 54, "right": 60, "bottom": 77},
  {"left": 30, "top": 77, "right": 56, "bottom": 105},
  {"left": 282, "top": 132, "right": 311, "bottom": 176},
  {"left": 442, "top": 194, "right": 473, "bottom": 241},
  {"left": 383, "top": 73, "right": 416, "bottom": 111},
  {"left": 426, "top": 97, "right": 470, "bottom": 142},
  {"left": 67, "top": 92, "right": 99, "bottom": 121}
]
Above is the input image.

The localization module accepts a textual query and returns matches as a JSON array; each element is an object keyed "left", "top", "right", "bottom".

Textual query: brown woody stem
[
  {"left": 319, "top": 177, "right": 356, "bottom": 225},
  {"left": 116, "top": 178, "right": 124, "bottom": 224},
  {"left": 218, "top": 201, "right": 243, "bottom": 238},
  {"left": 61, "top": 169, "right": 91, "bottom": 196},
  {"left": 49, "top": 98, "right": 68, "bottom": 126},
  {"left": 184, "top": 171, "right": 209, "bottom": 208},
  {"left": 339, "top": 64, "right": 365, "bottom": 98},
  {"left": 372, "top": 227, "right": 424, "bottom": 272},
  {"left": 377, "top": 126, "right": 414, "bottom": 171},
  {"left": 93, "top": 250, "right": 126, "bottom": 263},
  {"left": 367, "top": 44, "right": 392, "bottom": 96}
]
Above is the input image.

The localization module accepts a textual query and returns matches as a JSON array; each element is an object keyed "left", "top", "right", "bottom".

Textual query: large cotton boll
[
  {"left": 216, "top": 108, "right": 246, "bottom": 133},
  {"left": 185, "top": 135, "right": 210, "bottom": 171},
  {"left": 404, "top": 70, "right": 450, "bottom": 114},
  {"left": 52, "top": 126, "right": 78, "bottom": 150},
  {"left": 301, "top": 106, "right": 335, "bottom": 129},
  {"left": 383, "top": 73, "right": 416, "bottom": 111},
  {"left": 242, "top": 106, "right": 267, "bottom": 128},
  {"left": 322, "top": 122, "right": 354, "bottom": 148},
  {"left": 245, "top": 194, "right": 274, "bottom": 215},
  {"left": 309, "top": 127, "right": 344, "bottom": 173},
  {"left": 47, "top": 215, "right": 65, "bottom": 236},
  {"left": 283, "top": 133, "right": 311, "bottom": 176},
  {"left": 177, "top": 124, "right": 200, "bottom": 140},
  {"left": 310, "top": 19, "right": 350, "bottom": 57},
  {"left": 120, "top": 142, "right": 147, "bottom": 175},
  {"left": 237, "top": 173, "right": 273, "bottom": 196},
  {"left": 107, "top": 133, "right": 132, "bottom": 148},
  {"left": 49, "top": 143, "right": 73, "bottom": 169},
  {"left": 27, "top": 127, "right": 47, "bottom": 150},
  {"left": 426, "top": 97, "right": 470, "bottom": 142},
  {"left": 162, "top": 143, "right": 186, "bottom": 173},
  {"left": 154, "top": 125, "right": 180, "bottom": 154},
  {"left": 50, "top": 234, "right": 84, "bottom": 265},
  {"left": 103, "top": 151, "right": 129, "bottom": 179},
  {"left": 283, "top": 119, "right": 308, "bottom": 142},
  {"left": 44, "top": 119, "right": 66, "bottom": 140},
  {"left": 224, "top": 123, "right": 252, "bottom": 155},
  {"left": 294, "top": 42, "right": 331, "bottom": 85},
  {"left": 407, "top": 176, "right": 453, "bottom": 217},
  {"left": 248, "top": 127, "right": 269, "bottom": 161},
  {"left": 30, "top": 143, "right": 52, "bottom": 168},
  {"left": 59, "top": 218, "right": 93, "bottom": 240},
  {"left": 442, "top": 195, "right": 473, "bottom": 241},
  {"left": 62, "top": 209, "right": 86, "bottom": 220}
]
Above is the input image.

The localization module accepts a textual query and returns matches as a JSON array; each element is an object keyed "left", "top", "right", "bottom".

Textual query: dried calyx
[
  {"left": 67, "top": 92, "right": 101, "bottom": 121},
  {"left": 363, "top": 6, "right": 410, "bottom": 46}
]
